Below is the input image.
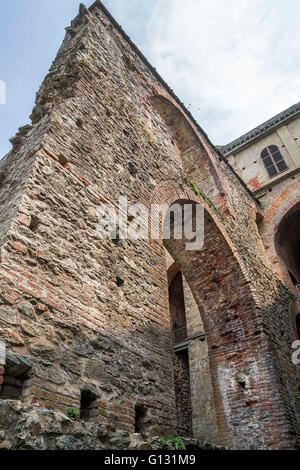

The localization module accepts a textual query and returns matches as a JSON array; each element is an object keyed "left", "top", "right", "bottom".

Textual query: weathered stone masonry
[{"left": 0, "top": 1, "right": 299, "bottom": 449}]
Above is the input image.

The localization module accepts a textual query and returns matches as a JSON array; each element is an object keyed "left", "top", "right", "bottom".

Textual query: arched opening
[
  {"left": 151, "top": 93, "right": 300, "bottom": 448},
  {"left": 162, "top": 198, "right": 273, "bottom": 449},
  {"left": 151, "top": 94, "right": 224, "bottom": 201},
  {"left": 167, "top": 259, "right": 219, "bottom": 444},
  {"left": 275, "top": 202, "right": 300, "bottom": 287}
]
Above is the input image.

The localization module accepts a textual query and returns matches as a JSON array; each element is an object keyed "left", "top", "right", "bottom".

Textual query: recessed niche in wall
[
  {"left": 80, "top": 389, "right": 98, "bottom": 421},
  {"left": 0, "top": 373, "right": 26, "bottom": 400},
  {"left": 134, "top": 405, "right": 148, "bottom": 436},
  {"left": 29, "top": 215, "right": 40, "bottom": 233},
  {"left": 0, "top": 352, "right": 31, "bottom": 400},
  {"left": 58, "top": 155, "right": 69, "bottom": 168}
]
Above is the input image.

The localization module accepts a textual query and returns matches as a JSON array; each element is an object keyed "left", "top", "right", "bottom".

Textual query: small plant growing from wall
[
  {"left": 185, "top": 178, "right": 225, "bottom": 221},
  {"left": 188, "top": 179, "right": 200, "bottom": 196},
  {"left": 157, "top": 437, "right": 185, "bottom": 450},
  {"left": 66, "top": 408, "right": 80, "bottom": 421}
]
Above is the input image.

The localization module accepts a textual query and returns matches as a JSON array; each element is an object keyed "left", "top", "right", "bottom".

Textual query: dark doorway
[{"left": 168, "top": 271, "right": 192, "bottom": 437}]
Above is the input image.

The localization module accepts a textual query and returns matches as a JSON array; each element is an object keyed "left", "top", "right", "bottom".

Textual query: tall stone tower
[{"left": 0, "top": 1, "right": 299, "bottom": 450}]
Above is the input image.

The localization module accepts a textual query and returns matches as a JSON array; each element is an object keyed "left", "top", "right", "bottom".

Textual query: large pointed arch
[
  {"left": 259, "top": 188, "right": 300, "bottom": 285},
  {"left": 151, "top": 179, "right": 299, "bottom": 449},
  {"left": 275, "top": 200, "right": 300, "bottom": 287},
  {"left": 150, "top": 91, "right": 224, "bottom": 203}
]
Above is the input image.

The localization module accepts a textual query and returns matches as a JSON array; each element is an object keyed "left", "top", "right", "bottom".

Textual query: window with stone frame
[{"left": 261, "top": 145, "right": 288, "bottom": 178}]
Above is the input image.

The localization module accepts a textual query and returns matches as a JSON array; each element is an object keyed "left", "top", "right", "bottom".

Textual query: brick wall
[
  {"left": 168, "top": 271, "right": 192, "bottom": 437},
  {"left": 173, "top": 352, "right": 192, "bottom": 437},
  {"left": 183, "top": 279, "right": 219, "bottom": 445}
]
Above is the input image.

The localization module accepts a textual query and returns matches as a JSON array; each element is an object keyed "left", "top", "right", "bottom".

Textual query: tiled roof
[{"left": 221, "top": 101, "right": 300, "bottom": 156}]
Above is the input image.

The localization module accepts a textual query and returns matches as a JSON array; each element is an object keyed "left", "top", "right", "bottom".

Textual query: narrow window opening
[
  {"left": 128, "top": 161, "right": 138, "bottom": 177},
  {"left": 112, "top": 227, "right": 121, "bottom": 246},
  {"left": 29, "top": 216, "right": 40, "bottom": 233},
  {"left": 135, "top": 405, "right": 148, "bottom": 436},
  {"left": 116, "top": 276, "right": 124, "bottom": 287},
  {"left": 237, "top": 378, "right": 246, "bottom": 390},
  {"left": 80, "top": 390, "right": 98, "bottom": 421},
  {"left": 58, "top": 155, "right": 69, "bottom": 168},
  {"left": 76, "top": 118, "right": 83, "bottom": 129}
]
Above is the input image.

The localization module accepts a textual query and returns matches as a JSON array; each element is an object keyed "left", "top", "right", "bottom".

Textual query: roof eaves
[{"left": 222, "top": 101, "right": 300, "bottom": 156}]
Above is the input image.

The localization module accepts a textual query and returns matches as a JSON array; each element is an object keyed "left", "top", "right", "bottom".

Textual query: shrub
[
  {"left": 189, "top": 180, "right": 200, "bottom": 196},
  {"left": 157, "top": 437, "right": 185, "bottom": 450},
  {"left": 67, "top": 407, "right": 80, "bottom": 421}
]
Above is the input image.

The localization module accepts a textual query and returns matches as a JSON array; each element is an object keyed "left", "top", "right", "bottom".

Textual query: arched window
[{"left": 261, "top": 145, "right": 288, "bottom": 178}]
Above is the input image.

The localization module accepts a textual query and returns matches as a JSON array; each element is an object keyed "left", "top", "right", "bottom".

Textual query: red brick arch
[
  {"left": 274, "top": 200, "right": 300, "bottom": 283},
  {"left": 261, "top": 188, "right": 300, "bottom": 285},
  {"left": 150, "top": 91, "right": 256, "bottom": 286},
  {"left": 148, "top": 91, "right": 300, "bottom": 447},
  {"left": 167, "top": 260, "right": 180, "bottom": 287},
  {"left": 274, "top": 200, "right": 300, "bottom": 339},
  {"left": 150, "top": 91, "right": 225, "bottom": 203},
  {"left": 150, "top": 181, "right": 282, "bottom": 448}
]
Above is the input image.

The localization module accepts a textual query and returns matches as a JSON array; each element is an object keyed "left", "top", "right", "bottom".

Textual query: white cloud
[{"left": 141, "top": 0, "right": 300, "bottom": 144}]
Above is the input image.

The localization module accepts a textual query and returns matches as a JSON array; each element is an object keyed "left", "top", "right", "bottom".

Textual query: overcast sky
[{"left": 0, "top": 0, "right": 300, "bottom": 159}]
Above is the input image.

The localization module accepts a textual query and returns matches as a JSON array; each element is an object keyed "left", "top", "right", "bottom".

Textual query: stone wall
[
  {"left": 183, "top": 279, "right": 219, "bottom": 445},
  {"left": 173, "top": 352, "right": 192, "bottom": 437},
  {"left": 0, "top": 0, "right": 299, "bottom": 450},
  {"left": 168, "top": 272, "right": 192, "bottom": 437},
  {"left": 0, "top": 400, "right": 225, "bottom": 451}
]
